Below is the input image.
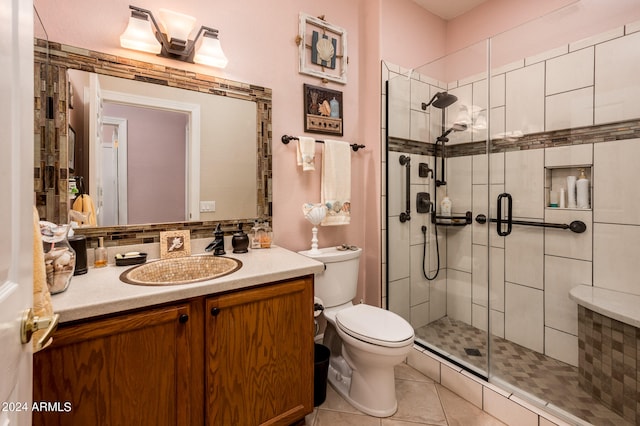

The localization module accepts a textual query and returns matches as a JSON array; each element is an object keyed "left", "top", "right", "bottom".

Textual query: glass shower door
[
  {"left": 384, "top": 37, "right": 491, "bottom": 379},
  {"left": 485, "top": 3, "right": 640, "bottom": 424}
]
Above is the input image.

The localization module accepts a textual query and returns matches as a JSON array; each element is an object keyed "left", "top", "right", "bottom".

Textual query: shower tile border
[{"left": 389, "top": 119, "right": 640, "bottom": 157}]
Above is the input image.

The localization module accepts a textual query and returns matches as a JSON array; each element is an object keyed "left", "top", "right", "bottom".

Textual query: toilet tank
[{"left": 299, "top": 247, "right": 362, "bottom": 308}]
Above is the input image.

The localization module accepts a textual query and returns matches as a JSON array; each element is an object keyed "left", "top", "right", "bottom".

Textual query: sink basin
[{"left": 120, "top": 256, "right": 242, "bottom": 286}]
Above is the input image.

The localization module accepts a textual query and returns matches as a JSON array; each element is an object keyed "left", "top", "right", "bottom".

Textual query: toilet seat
[{"left": 335, "top": 304, "right": 414, "bottom": 348}]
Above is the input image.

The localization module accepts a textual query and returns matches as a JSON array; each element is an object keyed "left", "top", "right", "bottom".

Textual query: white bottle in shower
[
  {"left": 567, "top": 175, "right": 577, "bottom": 208},
  {"left": 576, "top": 168, "right": 590, "bottom": 209},
  {"left": 441, "top": 195, "right": 452, "bottom": 223}
]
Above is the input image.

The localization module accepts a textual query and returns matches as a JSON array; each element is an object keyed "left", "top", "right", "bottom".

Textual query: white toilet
[{"left": 300, "top": 246, "right": 415, "bottom": 417}]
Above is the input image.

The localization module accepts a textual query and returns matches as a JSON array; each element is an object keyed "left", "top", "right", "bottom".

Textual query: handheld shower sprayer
[{"left": 437, "top": 120, "right": 469, "bottom": 141}]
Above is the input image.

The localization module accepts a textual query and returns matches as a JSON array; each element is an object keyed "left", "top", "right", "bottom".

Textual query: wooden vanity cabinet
[
  {"left": 32, "top": 300, "right": 204, "bottom": 426},
  {"left": 32, "top": 275, "right": 314, "bottom": 426},
  {"left": 206, "top": 277, "right": 314, "bottom": 426}
]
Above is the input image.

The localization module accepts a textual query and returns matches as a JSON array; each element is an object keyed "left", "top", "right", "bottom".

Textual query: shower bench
[{"left": 569, "top": 285, "right": 640, "bottom": 424}]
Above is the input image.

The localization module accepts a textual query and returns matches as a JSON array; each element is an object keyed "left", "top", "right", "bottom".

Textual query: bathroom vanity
[{"left": 32, "top": 247, "right": 322, "bottom": 426}]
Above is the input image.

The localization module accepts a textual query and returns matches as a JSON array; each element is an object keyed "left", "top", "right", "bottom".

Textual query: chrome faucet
[{"left": 205, "top": 224, "right": 226, "bottom": 256}]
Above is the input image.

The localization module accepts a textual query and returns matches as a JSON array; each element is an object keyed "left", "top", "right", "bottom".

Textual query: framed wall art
[
  {"left": 303, "top": 84, "right": 343, "bottom": 136},
  {"left": 297, "top": 13, "right": 348, "bottom": 84},
  {"left": 159, "top": 230, "right": 191, "bottom": 259}
]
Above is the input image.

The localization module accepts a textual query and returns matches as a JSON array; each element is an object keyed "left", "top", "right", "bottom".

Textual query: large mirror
[
  {"left": 34, "top": 40, "right": 272, "bottom": 242},
  {"left": 68, "top": 70, "right": 257, "bottom": 226}
]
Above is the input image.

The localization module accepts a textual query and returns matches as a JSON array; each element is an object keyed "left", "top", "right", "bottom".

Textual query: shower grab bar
[
  {"left": 475, "top": 214, "right": 587, "bottom": 233},
  {"left": 399, "top": 155, "right": 411, "bottom": 223},
  {"left": 281, "top": 135, "right": 366, "bottom": 152},
  {"left": 496, "top": 193, "right": 513, "bottom": 236}
]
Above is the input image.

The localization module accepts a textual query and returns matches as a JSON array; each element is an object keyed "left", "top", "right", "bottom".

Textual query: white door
[
  {"left": 99, "top": 123, "right": 118, "bottom": 226},
  {"left": 88, "top": 73, "right": 104, "bottom": 225},
  {"left": 0, "top": 0, "right": 35, "bottom": 425},
  {"left": 102, "top": 116, "right": 129, "bottom": 225}
]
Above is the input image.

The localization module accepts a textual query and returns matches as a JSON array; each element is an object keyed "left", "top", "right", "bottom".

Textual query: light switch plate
[{"left": 200, "top": 201, "right": 216, "bottom": 212}]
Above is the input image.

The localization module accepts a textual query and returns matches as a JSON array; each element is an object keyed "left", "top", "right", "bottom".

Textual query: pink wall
[
  {"left": 445, "top": 0, "right": 576, "bottom": 55},
  {"left": 447, "top": 0, "right": 640, "bottom": 63},
  {"left": 380, "top": 0, "right": 446, "bottom": 68}
]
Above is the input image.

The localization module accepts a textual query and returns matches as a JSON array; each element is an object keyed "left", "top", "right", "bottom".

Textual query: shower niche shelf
[
  {"left": 431, "top": 211, "right": 472, "bottom": 227},
  {"left": 545, "top": 165, "right": 592, "bottom": 211}
]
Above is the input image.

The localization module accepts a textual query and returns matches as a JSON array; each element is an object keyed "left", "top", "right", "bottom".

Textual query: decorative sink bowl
[{"left": 120, "top": 256, "right": 242, "bottom": 286}]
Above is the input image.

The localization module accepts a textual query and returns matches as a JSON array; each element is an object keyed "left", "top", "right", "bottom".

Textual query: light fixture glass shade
[
  {"left": 120, "top": 14, "right": 161, "bottom": 54},
  {"left": 194, "top": 35, "right": 228, "bottom": 68},
  {"left": 158, "top": 8, "right": 196, "bottom": 42}
]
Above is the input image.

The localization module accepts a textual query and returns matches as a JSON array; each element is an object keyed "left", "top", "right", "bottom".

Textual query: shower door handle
[
  {"left": 399, "top": 155, "right": 411, "bottom": 222},
  {"left": 496, "top": 193, "right": 513, "bottom": 236}
]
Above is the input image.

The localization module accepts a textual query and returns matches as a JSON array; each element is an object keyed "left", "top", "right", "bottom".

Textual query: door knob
[{"left": 20, "top": 308, "right": 60, "bottom": 352}]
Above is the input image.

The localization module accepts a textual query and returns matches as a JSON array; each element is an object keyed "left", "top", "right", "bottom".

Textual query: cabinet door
[
  {"left": 33, "top": 301, "right": 203, "bottom": 426},
  {"left": 206, "top": 277, "right": 314, "bottom": 426}
]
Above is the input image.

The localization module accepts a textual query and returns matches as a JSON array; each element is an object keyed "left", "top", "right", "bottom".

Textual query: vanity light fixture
[{"left": 120, "top": 5, "right": 228, "bottom": 68}]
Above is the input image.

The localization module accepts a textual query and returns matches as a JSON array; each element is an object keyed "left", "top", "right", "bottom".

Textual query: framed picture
[
  {"left": 304, "top": 84, "right": 343, "bottom": 136},
  {"left": 160, "top": 230, "right": 191, "bottom": 259},
  {"left": 68, "top": 126, "right": 76, "bottom": 173},
  {"left": 298, "top": 13, "right": 347, "bottom": 84}
]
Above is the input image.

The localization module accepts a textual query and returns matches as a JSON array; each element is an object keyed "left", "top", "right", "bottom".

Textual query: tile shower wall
[{"left": 383, "top": 22, "right": 640, "bottom": 368}]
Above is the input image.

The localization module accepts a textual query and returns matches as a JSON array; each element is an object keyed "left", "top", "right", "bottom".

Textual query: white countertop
[
  {"left": 569, "top": 284, "right": 640, "bottom": 328},
  {"left": 51, "top": 246, "right": 324, "bottom": 323}
]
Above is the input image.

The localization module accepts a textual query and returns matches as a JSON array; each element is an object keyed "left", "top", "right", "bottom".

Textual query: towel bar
[{"left": 281, "top": 135, "right": 365, "bottom": 152}]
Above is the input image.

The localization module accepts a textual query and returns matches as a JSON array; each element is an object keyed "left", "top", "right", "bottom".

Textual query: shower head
[{"left": 421, "top": 92, "right": 458, "bottom": 110}]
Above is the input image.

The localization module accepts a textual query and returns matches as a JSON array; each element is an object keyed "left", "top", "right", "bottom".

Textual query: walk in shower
[{"left": 384, "top": 3, "right": 640, "bottom": 425}]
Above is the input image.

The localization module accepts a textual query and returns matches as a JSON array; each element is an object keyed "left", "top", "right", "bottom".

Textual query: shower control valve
[
  {"left": 416, "top": 192, "right": 433, "bottom": 214},
  {"left": 418, "top": 163, "right": 433, "bottom": 179}
]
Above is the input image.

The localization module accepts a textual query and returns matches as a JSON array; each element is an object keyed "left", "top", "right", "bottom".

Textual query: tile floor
[
  {"left": 416, "top": 317, "right": 631, "bottom": 426},
  {"left": 304, "top": 363, "right": 506, "bottom": 426}
]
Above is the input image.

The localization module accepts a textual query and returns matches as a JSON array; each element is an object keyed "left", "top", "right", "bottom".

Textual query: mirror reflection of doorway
[
  {"left": 101, "top": 103, "right": 188, "bottom": 225},
  {"left": 100, "top": 118, "right": 126, "bottom": 226}
]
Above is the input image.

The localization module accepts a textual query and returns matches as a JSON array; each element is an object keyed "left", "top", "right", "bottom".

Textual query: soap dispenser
[
  {"left": 94, "top": 236, "right": 107, "bottom": 268},
  {"left": 231, "top": 223, "right": 249, "bottom": 253},
  {"left": 250, "top": 220, "right": 262, "bottom": 249},
  {"left": 576, "top": 168, "right": 590, "bottom": 209},
  {"left": 260, "top": 221, "right": 272, "bottom": 248}
]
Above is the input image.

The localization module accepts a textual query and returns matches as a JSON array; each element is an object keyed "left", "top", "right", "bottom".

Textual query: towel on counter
[
  {"left": 71, "top": 194, "right": 97, "bottom": 226},
  {"left": 321, "top": 139, "right": 351, "bottom": 226},
  {"left": 32, "top": 206, "right": 54, "bottom": 351},
  {"left": 296, "top": 136, "right": 316, "bottom": 171}
]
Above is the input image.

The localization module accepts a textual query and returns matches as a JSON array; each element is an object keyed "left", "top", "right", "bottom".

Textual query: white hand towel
[
  {"left": 321, "top": 140, "right": 351, "bottom": 226},
  {"left": 296, "top": 136, "right": 316, "bottom": 171}
]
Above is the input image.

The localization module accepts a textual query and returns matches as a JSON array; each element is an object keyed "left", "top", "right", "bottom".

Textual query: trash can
[{"left": 313, "top": 343, "right": 331, "bottom": 406}]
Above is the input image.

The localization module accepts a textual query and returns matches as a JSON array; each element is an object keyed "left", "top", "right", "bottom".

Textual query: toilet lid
[{"left": 336, "top": 304, "right": 414, "bottom": 348}]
